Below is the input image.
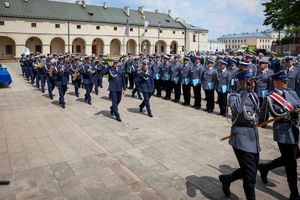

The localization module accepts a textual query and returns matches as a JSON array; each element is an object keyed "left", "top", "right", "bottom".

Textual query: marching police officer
[
  {"left": 45, "top": 57, "right": 55, "bottom": 99},
  {"left": 81, "top": 57, "right": 95, "bottom": 105},
  {"left": 93, "top": 59, "right": 104, "bottom": 95},
  {"left": 152, "top": 54, "right": 163, "bottom": 97},
  {"left": 202, "top": 58, "right": 217, "bottom": 113},
  {"left": 255, "top": 59, "right": 274, "bottom": 106},
  {"left": 181, "top": 57, "right": 192, "bottom": 106},
  {"left": 125, "top": 52, "right": 135, "bottom": 89},
  {"left": 132, "top": 58, "right": 142, "bottom": 99},
  {"left": 219, "top": 68, "right": 260, "bottom": 200},
  {"left": 283, "top": 56, "right": 300, "bottom": 98},
  {"left": 35, "top": 56, "right": 46, "bottom": 93},
  {"left": 103, "top": 58, "right": 126, "bottom": 122},
  {"left": 258, "top": 70, "right": 300, "bottom": 200},
  {"left": 191, "top": 56, "right": 203, "bottom": 109},
  {"left": 138, "top": 60, "right": 154, "bottom": 117},
  {"left": 216, "top": 60, "right": 231, "bottom": 116},
  {"left": 70, "top": 57, "right": 82, "bottom": 97},
  {"left": 170, "top": 54, "right": 182, "bottom": 103},
  {"left": 53, "top": 56, "right": 69, "bottom": 108}
]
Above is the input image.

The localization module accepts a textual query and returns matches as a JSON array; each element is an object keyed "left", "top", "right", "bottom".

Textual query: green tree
[{"left": 262, "top": 0, "right": 300, "bottom": 30}]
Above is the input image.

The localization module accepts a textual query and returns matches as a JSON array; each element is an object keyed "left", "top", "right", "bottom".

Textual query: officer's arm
[
  {"left": 258, "top": 98, "right": 269, "bottom": 122},
  {"left": 229, "top": 91, "right": 248, "bottom": 114},
  {"left": 102, "top": 66, "right": 111, "bottom": 75}
]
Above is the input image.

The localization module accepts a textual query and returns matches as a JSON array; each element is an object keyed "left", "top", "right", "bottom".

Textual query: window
[
  {"left": 193, "top": 35, "right": 196, "bottom": 42},
  {"left": 130, "top": 28, "right": 133, "bottom": 32},
  {"left": 182, "top": 31, "right": 185, "bottom": 35},
  {"left": 31, "top": 23, "right": 37, "bottom": 27},
  {"left": 5, "top": 45, "right": 12, "bottom": 55},
  {"left": 244, "top": 40, "right": 246, "bottom": 42},
  {"left": 114, "top": 27, "right": 117, "bottom": 31},
  {"left": 77, "top": 25, "right": 81, "bottom": 29},
  {"left": 160, "top": 30, "right": 162, "bottom": 33},
  {"left": 76, "top": 45, "right": 81, "bottom": 53},
  {"left": 0, "top": 21, "right": 4, "bottom": 26},
  {"left": 96, "top": 26, "right": 100, "bottom": 30},
  {"left": 35, "top": 45, "right": 42, "bottom": 53},
  {"left": 160, "top": 46, "right": 164, "bottom": 52},
  {"left": 55, "top": 24, "right": 60, "bottom": 28},
  {"left": 145, "top": 29, "right": 148, "bottom": 33},
  {"left": 173, "top": 31, "right": 176, "bottom": 34}
]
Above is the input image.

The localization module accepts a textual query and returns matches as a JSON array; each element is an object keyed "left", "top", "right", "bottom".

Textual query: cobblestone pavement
[{"left": 0, "top": 63, "right": 298, "bottom": 200}]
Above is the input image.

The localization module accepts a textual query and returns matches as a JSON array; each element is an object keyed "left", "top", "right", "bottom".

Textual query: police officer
[
  {"left": 181, "top": 57, "right": 192, "bottom": 106},
  {"left": 295, "top": 54, "right": 300, "bottom": 70},
  {"left": 53, "top": 56, "right": 69, "bottom": 108},
  {"left": 269, "top": 52, "right": 281, "bottom": 72},
  {"left": 132, "top": 58, "right": 142, "bottom": 99},
  {"left": 258, "top": 70, "right": 300, "bottom": 200},
  {"left": 138, "top": 60, "right": 154, "bottom": 117},
  {"left": 20, "top": 54, "right": 26, "bottom": 77},
  {"left": 35, "top": 56, "right": 46, "bottom": 93},
  {"left": 161, "top": 55, "right": 172, "bottom": 100},
  {"left": 219, "top": 68, "right": 260, "bottom": 200},
  {"left": 103, "top": 58, "right": 126, "bottom": 122},
  {"left": 202, "top": 58, "right": 217, "bottom": 113},
  {"left": 125, "top": 52, "right": 134, "bottom": 89},
  {"left": 255, "top": 59, "right": 274, "bottom": 106},
  {"left": 81, "top": 57, "right": 95, "bottom": 105},
  {"left": 170, "top": 54, "right": 182, "bottom": 103},
  {"left": 228, "top": 58, "right": 239, "bottom": 92},
  {"left": 216, "top": 60, "right": 231, "bottom": 116},
  {"left": 191, "top": 56, "right": 203, "bottom": 109},
  {"left": 45, "top": 57, "right": 55, "bottom": 99},
  {"left": 93, "top": 58, "right": 104, "bottom": 95},
  {"left": 152, "top": 54, "right": 163, "bottom": 97},
  {"left": 283, "top": 56, "right": 300, "bottom": 98},
  {"left": 70, "top": 57, "right": 82, "bottom": 97}
]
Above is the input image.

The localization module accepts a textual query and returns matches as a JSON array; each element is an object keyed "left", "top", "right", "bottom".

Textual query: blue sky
[{"left": 53, "top": 0, "right": 269, "bottom": 40}]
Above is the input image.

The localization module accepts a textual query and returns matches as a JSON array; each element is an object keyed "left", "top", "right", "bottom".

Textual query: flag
[
  {"left": 141, "top": 20, "right": 150, "bottom": 37},
  {"left": 124, "top": 18, "right": 129, "bottom": 37},
  {"left": 158, "top": 21, "right": 162, "bottom": 39}
]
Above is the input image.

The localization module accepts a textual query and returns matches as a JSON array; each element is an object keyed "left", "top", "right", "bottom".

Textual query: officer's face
[
  {"left": 274, "top": 79, "right": 288, "bottom": 90},
  {"left": 175, "top": 58, "right": 180, "bottom": 62},
  {"left": 220, "top": 64, "right": 226, "bottom": 70},
  {"left": 285, "top": 61, "right": 292, "bottom": 68},
  {"left": 259, "top": 63, "right": 267, "bottom": 70},
  {"left": 195, "top": 59, "right": 200, "bottom": 64}
]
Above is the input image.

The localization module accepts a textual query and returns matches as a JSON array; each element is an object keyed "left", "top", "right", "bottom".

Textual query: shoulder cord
[
  {"left": 267, "top": 96, "right": 288, "bottom": 118},
  {"left": 109, "top": 69, "right": 118, "bottom": 78}
]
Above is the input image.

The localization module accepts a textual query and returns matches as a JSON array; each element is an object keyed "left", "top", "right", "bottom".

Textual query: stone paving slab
[{"left": 0, "top": 63, "right": 299, "bottom": 200}]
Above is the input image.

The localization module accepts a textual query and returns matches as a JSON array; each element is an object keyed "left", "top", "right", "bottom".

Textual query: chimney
[
  {"left": 155, "top": 9, "right": 159, "bottom": 13},
  {"left": 124, "top": 6, "right": 130, "bottom": 16},
  {"left": 138, "top": 6, "right": 144, "bottom": 14},
  {"left": 4, "top": 1, "right": 10, "bottom": 8},
  {"left": 81, "top": 0, "right": 86, "bottom": 8},
  {"left": 168, "top": 10, "right": 171, "bottom": 16},
  {"left": 103, "top": 2, "right": 107, "bottom": 9}
]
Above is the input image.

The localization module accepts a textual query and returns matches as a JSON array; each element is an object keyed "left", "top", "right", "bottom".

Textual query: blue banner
[
  {"left": 192, "top": 79, "right": 199, "bottom": 86},
  {"left": 208, "top": 82, "right": 214, "bottom": 90},
  {"left": 174, "top": 77, "right": 179, "bottom": 84},
  {"left": 231, "top": 79, "right": 235, "bottom": 86},
  {"left": 262, "top": 90, "right": 269, "bottom": 98},
  {"left": 184, "top": 78, "right": 190, "bottom": 85},
  {"left": 222, "top": 85, "right": 227, "bottom": 93},
  {"left": 155, "top": 73, "right": 161, "bottom": 80}
]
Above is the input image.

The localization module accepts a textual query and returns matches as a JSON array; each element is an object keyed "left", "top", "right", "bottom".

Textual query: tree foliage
[{"left": 262, "top": 0, "right": 300, "bottom": 30}]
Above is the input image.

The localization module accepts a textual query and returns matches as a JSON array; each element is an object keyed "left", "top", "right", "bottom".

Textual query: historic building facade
[{"left": 0, "top": 0, "right": 208, "bottom": 59}]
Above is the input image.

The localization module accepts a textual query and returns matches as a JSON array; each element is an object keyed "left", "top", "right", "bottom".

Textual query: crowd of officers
[{"left": 19, "top": 50, "right": 300, "bottom": 199}]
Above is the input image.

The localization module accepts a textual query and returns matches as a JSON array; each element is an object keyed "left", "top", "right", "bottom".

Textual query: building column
[
  {"left": 85, "top": 44, "right": 92, "bottom": 56},
  {"left": 103, "top": 45, "right": 110, "bottom": 56},
  {"left": 166, "top": 45, "right": 171, "bottom": 54},
  {"left": 16, "top": 44, "right": 25, "bottom": 58},
  {"left": 151, "top": 45, "right": 156, "bottom": 54},
  {"left": 66, "top": 44, "right": 71, "bottom": 54},
  {"left": 43, "top": 44, "right": 50, "bottom": 54}
]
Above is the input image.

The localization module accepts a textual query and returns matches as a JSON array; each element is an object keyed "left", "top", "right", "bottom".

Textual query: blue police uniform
[
  {"left": 181, "top": 59, "right": 192, "bottom": 105},
  {"left": 103, "top": 65, "right": 126, "bottom": 121},
  {"left": 219, "top": 68, "right": 260, "bottom": 200},
  {"left": 170, "top": 57, "right": 183, "bottom": 102},
  {"left": 125, "top": 58, "right": 135, "bottom": 89},
  {"left": 53, "top": 63, "right": 69, "bottom": 108},
  {"left": 255, "top": 67, "right": 274, "bottom": 106},
  {"left": 258, "top": 70, "right": 300, "bottom": 199},
  {"left": 191, "top": 61, "right": 204, "bottom": 109},
  {"left": 138, "top": 67, "right": 154, "bottom": 117},
  {"left": 216, "top": 63, "right": 231, "bottom": 116},
  {"left": 286, "top": 66, "right": 300, "bottom": 98},
  {"left": 80, "top": 62, "right": 94, "bottom": 105},
  {"left": 45, "top": 62, "right": 55, "bottom": 99},
  {"left": 70, "top": 61, "right": 82, "bottom": 97},
  {"left": 93, "top": 62, "right": 104, "bottom": 95},
  {"left": 161, "top": 58, "right": 172, "bottom": 99},
  {"left": 202, "top": 62, "right": 217, "bottom": 112},
  {"left": 228, "top": 59, "right": 239, "bottom": 92},
  {"left": 132, "top": 61, "right": 142, "bottom": 99},
  {"left": 152, "top": 57, "right": 163, "bottom": 97},
  {"left": 35, "top": 60, "right": 46, "bottom": 92}
]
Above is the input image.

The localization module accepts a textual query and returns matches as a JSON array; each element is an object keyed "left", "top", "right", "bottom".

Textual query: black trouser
[
  {"left": 204, "top": 89, "right": 215, "bottom": 111},
  {"left": 140, "top": 92, "right": 152, "bottom": 114},
  {"left": 264, "top": 143, "right": 300, "bottom": 198},
  {"left": 230, "top": 148, "right": 259, "bottom": 200},
  {"left": 172, "top": 82, "right": 181, "bottom": 101},
  {"left": 74, "top": 78, "right": 82, "bottom": 96},
  {"left": 217, "top": 92, "right": 228, "bottom": 114},
  {"left": 192, "top": 85, "right": 201, "bottom": 107},
  {"left": 164, "top": 80, "right": 172, "bottom": 99},
  {"left": 128, "top": 74, "right": 134, "bottom": 89},
  {"left": 182, "top": 84, "right": 191, "bottom": 104},
  {"left": 132, "top": 81, "right": 141, "bottom": 98},
  {"left": 125, "top": 75, "right": 129, "bottom": 88},
  {"left": 57, "top": 84, "right": 67, "bottom": 105},
  {"left": 84, "top": 83, "right": 93, "bottom": 103},
  {"left": 153, "top": 79, "right": 162, "bottom": 96},
  {"left": 47, "top": 77, "right": 55, "bottom": 97},
  {"left": 259, "top": 97, "right": 269, "bottom": 121}
]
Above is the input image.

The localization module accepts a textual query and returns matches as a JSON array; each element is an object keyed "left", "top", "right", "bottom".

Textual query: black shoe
[
  {"left": 132, "top": 92, "right": 135, "bottom": 97},
  {"left": 88, "top": 101, "right": 92, "bottom": 105},
  {"left": 195, "top": 106, "right": 200, "bottom": 110},
  {"left": 42, "top": 89, "right": 45, "bottom": 93},
  {"left": 116, "top": 116, "right": 122, "bottom": 122},
  {"left": 173, "top": 99, "right": 179, "bottom": 103},
  {"left": 110, "top": 107, "right": 114, "bottom": 116},
  {"left": 219, "top": 175, "right": 231, "bottom": 197},
  {"left": 207, "top": 110, "right": 213, "bottom": 113},
  {"left": 204, "top": 108, "right": 209, "bottom": 112},
  {"left": 139, "top": 106, "right": 143, "bottom": 113},
  {"left": 259, "top": 163, "right": 269, "bottom": 184},
  {"left": 49, "top": 94, "right": 53, "bottom": 100},
  {"left": 76, "top": 93, "right": 79, "bottom": 97},
  {"left": 148, "top": 113, "right": 153, "bottom": 118},
  {"left": 138, "top": 96, "right": 143, "bottom": 100},
  {"left": 95, "top": 92, "right": 98, "bottom": 95},
  {"left": 62, "top": 104, "right": 65, "bottom": 109},
  {"left": 290, "top": 196, "right": 300, "bottom": 200}
]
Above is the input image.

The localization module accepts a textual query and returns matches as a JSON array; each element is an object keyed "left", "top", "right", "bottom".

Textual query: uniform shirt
[
  {"left": 80, "top": 63, "right": 94, "bottom": 84},
  {"left": 229, "top": 91, "right": 260, "bottom": 153},
  {"left": 103, "top": 66, "right": 126, "bottom": 92},
  {"left": 216, "top": 68, "right": 231, "bottom": 93},
  {"left": 170, "top": 61, "right": 183, "bottom": 83},
  {"left": 138, "top": 69, "right": 154, "bottom": 93},
  {"left": 190, "top": 63, "right": 204, "bottom": 85},
  {"left": 180, "top": 63, "right": 192, "bottom": 85},
  {"left": 286, "top": 65, "right": 300, "bottom": 98},
  {"left": 202, "top": 66, "right": 217, "bottom": 90},
  {"left": 255, "top": 68, "right": 274, "bottom": 98},
  {"left": 161, "top": 61, "right": 171, "bottom": 81},
  {"left": 152, "top": 60, "right": 163, "bottom": 79}
]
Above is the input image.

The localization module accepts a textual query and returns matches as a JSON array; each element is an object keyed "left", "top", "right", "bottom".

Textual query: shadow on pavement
[
  {"left": 67, "top": 91, "right": 77, "bottom": 96},
  {"left": 0, "top": 83, "right": 10, "bottom": 88},
  {"left": 94, "top": 110, "right": 115, "bottom": 120},
  {"left": 76, "top": 98, "right": 86, "bottom": 103},
  {"left": 127, "top": 108, "right": 146, "bottom": 116},
  {"left": 100, "top": 96, "right": 110, "bottom": 101}
]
